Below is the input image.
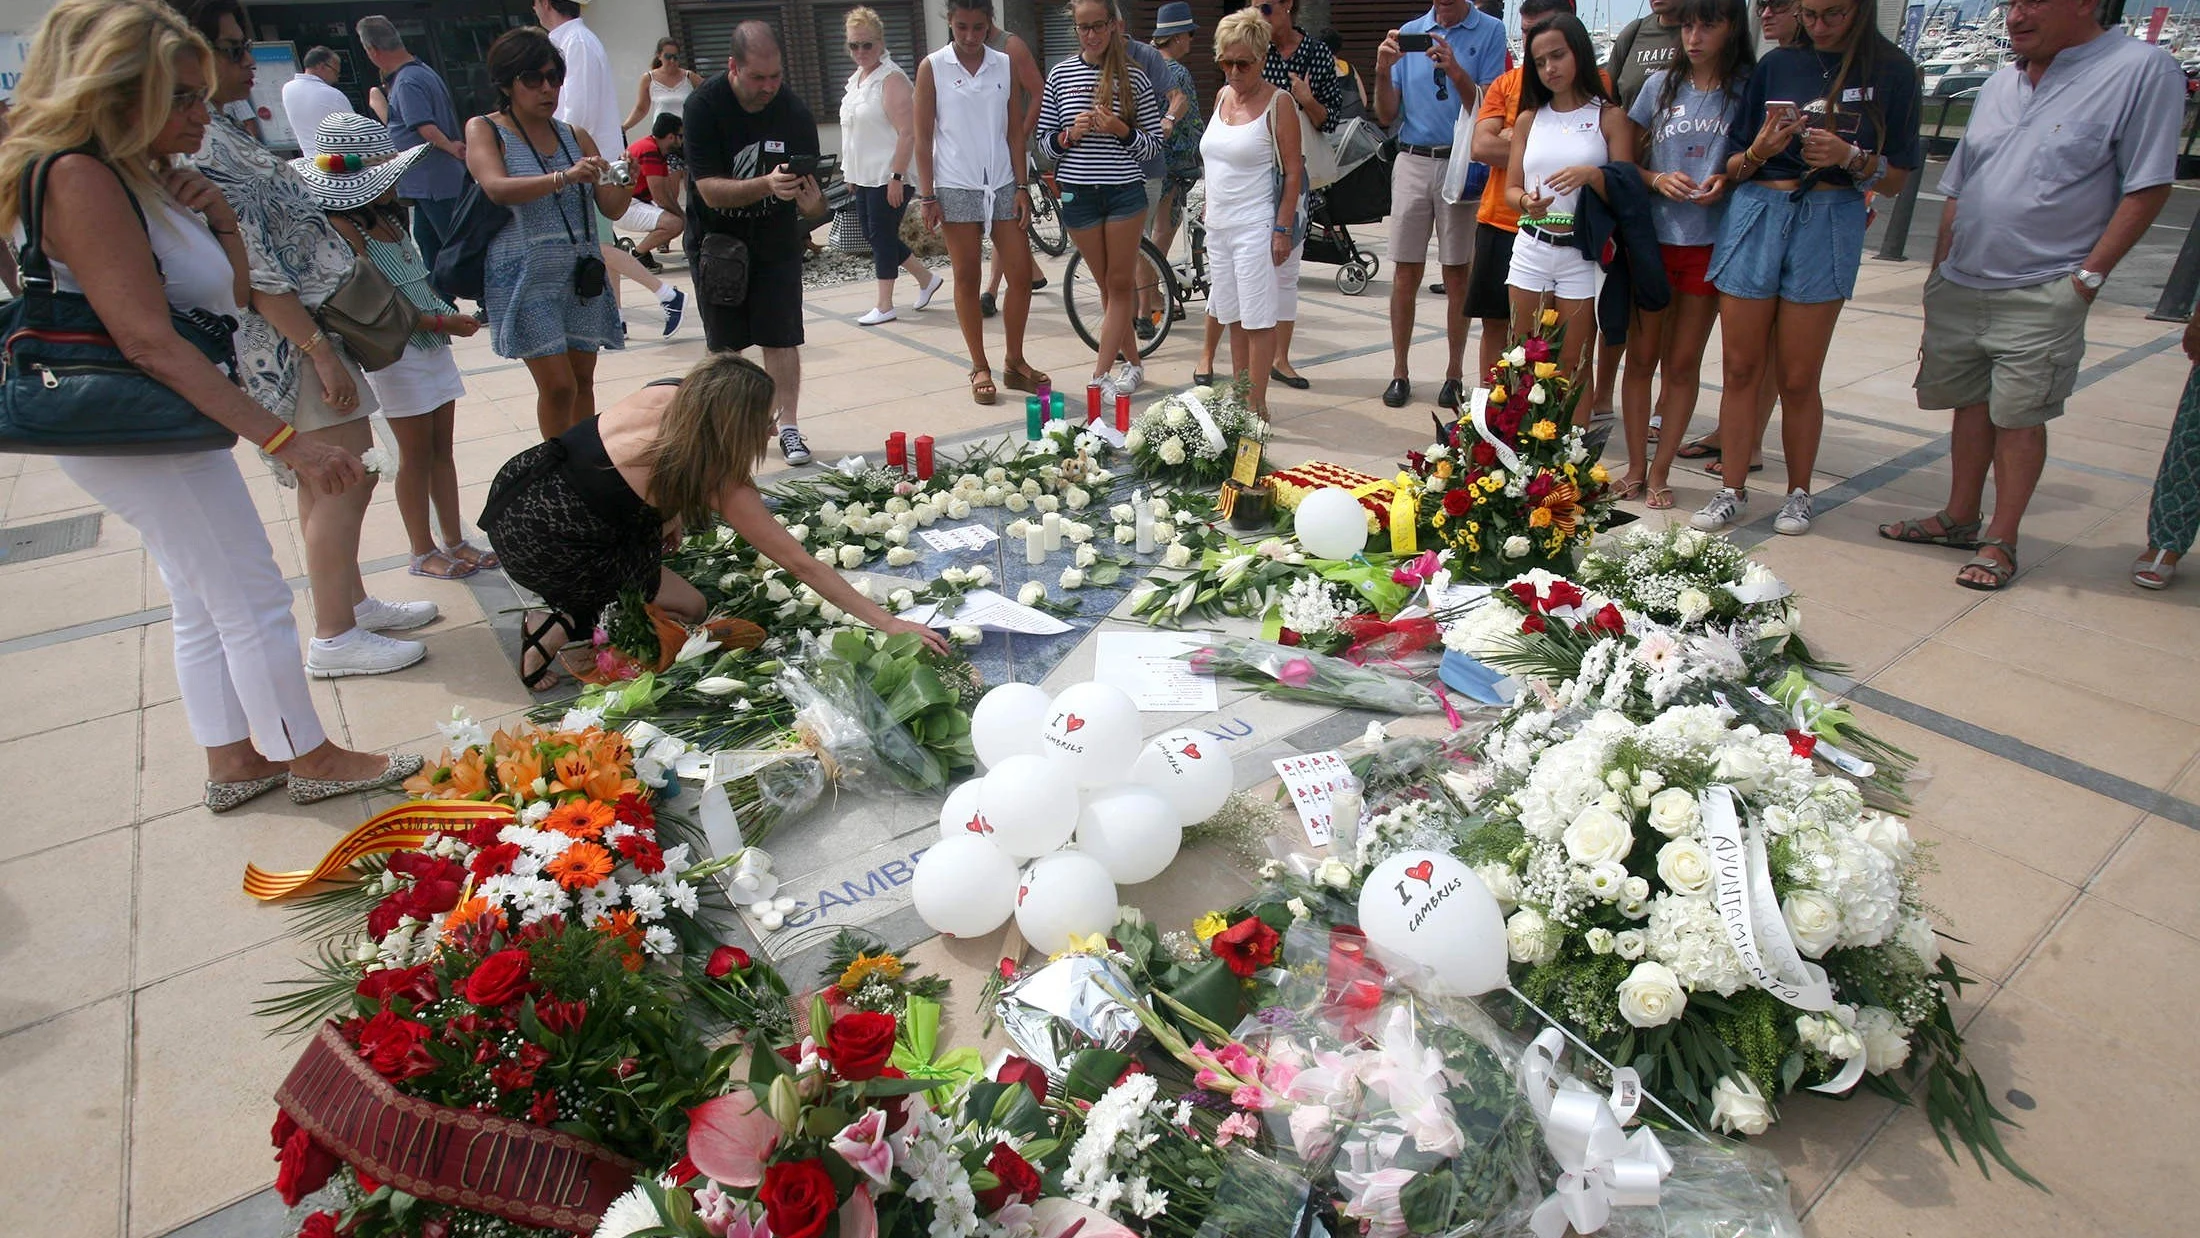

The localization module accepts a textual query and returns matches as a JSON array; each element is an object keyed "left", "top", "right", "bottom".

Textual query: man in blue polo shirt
[{"left": 1375, "top": 0, "right": 1509, "bottom": 412}]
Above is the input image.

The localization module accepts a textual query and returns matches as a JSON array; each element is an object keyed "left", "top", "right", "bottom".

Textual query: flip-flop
[
  {"left": 1675, "top": 437, "right": 1722, "bottom": 460},
  {"left": 1646, "top": 486, "right": 1676, "bottom": 510},
  {"left": 1704, "top": 458, "right": 1764, "bottom": 475}
]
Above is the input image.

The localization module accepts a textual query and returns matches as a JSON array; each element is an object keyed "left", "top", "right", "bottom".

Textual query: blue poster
[{"left": 1900, "top": 4, "right": 1925, "bottom": 56}]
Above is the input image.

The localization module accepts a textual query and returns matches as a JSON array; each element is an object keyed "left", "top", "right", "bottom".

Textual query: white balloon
[
  {"left": 1074, "top": 785, "right": 1183, "bottom": 884},
  {"left": 978, "top": 754, "right": 1080, "bottom": 857},
  {"left": 972, "top": 682, "right": 1052, "bottom": 770},
  {"left": 1038, "top": 681, "right": 1144, "bottom": 787},
  {"left": 1014, "top": 852, "right": 1120, "bottom": 954},
  {"left": 1294, "top": 486, "right": 1371, "bottom": 561},
  {"left": 937, "top": 777, "right": 991, "bottom": 843},
  {"left": 1356, "top": 851, "right": 1509, "bottom": 995},
  {"left": 912, "top": 835, "right": 1020, "bottom": 937},
  {"left": 1130, "top": 729, "right": 1235, "bottom": 825}
]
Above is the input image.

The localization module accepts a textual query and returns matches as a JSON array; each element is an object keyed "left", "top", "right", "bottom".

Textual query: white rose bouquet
[{"left": 1127, "top": 379, "right": 1263, "bottom": 485}]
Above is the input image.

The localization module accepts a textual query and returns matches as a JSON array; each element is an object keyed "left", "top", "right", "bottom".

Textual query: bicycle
[
  {"left": 1061, "top": 189, "right": 1209, "bottom": 356},
  {"left": 1025, "top": 163, "right": 1069, "bottom": 257}
]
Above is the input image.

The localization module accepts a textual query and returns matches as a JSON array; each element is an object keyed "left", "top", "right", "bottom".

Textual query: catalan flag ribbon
[{"left": 242, "top": 801, "right": 516, "bottom": 901}]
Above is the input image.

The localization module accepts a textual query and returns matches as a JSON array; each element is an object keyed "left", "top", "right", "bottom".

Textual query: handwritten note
[
  {"left": 898, "top": 588, "right": 1073, "bottom": 635},
  {"left": 1094, "top": 631, "right": 1218, "bottom": 712},
  {"left": 1273, "top": 750, "right": 1358, "bottom": 847},
  {"left": 916, "top": 524, "right": 1000, "bottom": 554}
]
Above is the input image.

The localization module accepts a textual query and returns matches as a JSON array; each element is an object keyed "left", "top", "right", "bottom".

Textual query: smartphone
[
  {"left": 781, "top": 152, "right": 821, "bottom": 178},
  {"left": 1765, "top": 100, "right": 1800, "bottom": 128},
  {"left": 1398, "top": 31, "right": 1434, "bottom": 53}
]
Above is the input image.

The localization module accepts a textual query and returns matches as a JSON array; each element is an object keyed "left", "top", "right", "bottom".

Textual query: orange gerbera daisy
[
  {"left": 1534, "top": 480, "right": 1583, "bottom": 537},
  {"left": 442, "top": 896, "right": 507, "bottom": 942},
  {"left": 545, "top": 841, "right": 615, "bottom": 889},
  {"left": 543, "top": 799, "right": 615, "bottom": 840}
]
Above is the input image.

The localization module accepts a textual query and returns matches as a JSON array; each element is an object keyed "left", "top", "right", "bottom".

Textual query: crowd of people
[{"left": 0, "top": 0, "right": 2195, "bottom": 820}]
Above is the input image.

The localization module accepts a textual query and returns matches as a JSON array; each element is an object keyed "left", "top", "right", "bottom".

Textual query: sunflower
[
  {"left": 838, "top": 952, "right": 906, "bottom": 992},
  {"left": 545, "top": 841, "right": 615, "bottom": 889},
  {"left": 543, "top": 799, "right": 615, "bottom": 840}
]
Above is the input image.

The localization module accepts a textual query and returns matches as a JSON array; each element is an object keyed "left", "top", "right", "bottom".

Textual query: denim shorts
[
  {"left": 1707, "top": 182, "right": 1867, "bottom": 304},
  {"left": 1059, "top": 181, "right": 1148, "bottom": 231}
]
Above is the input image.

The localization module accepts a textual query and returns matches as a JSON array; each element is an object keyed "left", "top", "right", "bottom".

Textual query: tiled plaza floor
[{"left": 1, "top": 229, "right": 2194, "bottom": 1238}]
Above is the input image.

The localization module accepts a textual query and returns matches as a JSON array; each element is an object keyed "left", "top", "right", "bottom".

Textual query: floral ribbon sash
[{"left": 242, "top": 802, "right": 517, "bottom": 901}]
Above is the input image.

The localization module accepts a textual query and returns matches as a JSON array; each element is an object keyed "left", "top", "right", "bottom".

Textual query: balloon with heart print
[
  {"left": 912, "top": 834, "right": 1020, "bottom": 937},
  {"left": 1073, "top": 785, "right": 1183, "bottom": 884},
  {"left": 1129, "top": 729, "right": 1235, "bottom": 825},
  {"left": 977, "top": 753, "right": 1080, "bottom": 858},
  {"left": 1013, "top": 851, "right": 1119, "bottom": 955},
  {"left": 936, "top": 777, "right": 991, "bottom": 843},
  {"left": 972, "top": 682, "right": 1051, "bottom": 770},
  {"left": 1356, "top": 850, "right": 1508, "bottom": 995},
  {"left": 1037, "top": 681, "right": 1143, "bottom": 788}
]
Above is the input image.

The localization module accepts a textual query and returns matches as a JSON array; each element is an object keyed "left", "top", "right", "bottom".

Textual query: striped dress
[
  {"left": 363, "top": 232, "right": 452, "bottom": 353},
  {"left": 1037, "top": 54, "right": 1163, "bottom": 186}
]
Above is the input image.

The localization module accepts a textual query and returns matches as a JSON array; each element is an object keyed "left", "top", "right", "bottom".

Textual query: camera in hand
[
  {"left": 1397, "top": 31, "right": 1434, "bottom": 53},
  {"left": 604, "top": 158, "right": 636, "bottom": 188}
]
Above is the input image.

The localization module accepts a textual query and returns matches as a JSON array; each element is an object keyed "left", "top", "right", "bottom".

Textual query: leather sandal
[
  {"left": 969, "top": 368, "right": 998, "bottom": 405},
  {"left": 1002, "top": 361, "right": 1049, "bottom": 394},
  {"left": 520, "top": 611, "right": 575, "bottom": 692},
  {"left": 1955, "top": 539, "right": 2018, "bottom": 591},
  {"left": 1879, "top": 509, "right": 1982, "bottom": 549}
]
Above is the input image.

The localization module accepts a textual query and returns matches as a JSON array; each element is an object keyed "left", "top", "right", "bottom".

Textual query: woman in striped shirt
[{"left": 1038, "top": 0, "right": 1162, "bottom": 400}]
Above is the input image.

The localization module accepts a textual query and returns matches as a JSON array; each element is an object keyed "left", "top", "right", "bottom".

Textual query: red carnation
[
  {"left": 463, "top": 948, "right": 536, "bottom": 1008},
  {"left": 1212, "top": 916, "right": 1281, "bottom": 978},
  {"left": 758, "top": 1158, "right": 838, "bottom": 1238},
  {"left": 1590, "top": 603, "right": 1626, "bottom": 635},
  {"left": 976, "top": 1143, "right": 1043, "bottom": 1214},
  {"left": 468, "top": 841, "right": 522, "bottom": 881},
  {"left": 356, "top": 1010, "right": 436, "bottom": 1081},
  {"left": 356, "top": 963, "right": 440, "bottom": 1010},
  {"left": 823, "top": 1011, "right": 898, "bottom": 1081},
  {"left": 996, "top": 1056, "right": 1050, "bottom": 1105},
  {"left": 461, "top": 819, "right": 504, "bottom": 849},
  {"left": 273, "top": 1122, "right": 339, "bottom": 1206}
]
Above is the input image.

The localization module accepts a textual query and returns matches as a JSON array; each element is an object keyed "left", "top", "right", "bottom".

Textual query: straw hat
[{"left": 289, "top": 112, "right": 430, "bottom": 212}]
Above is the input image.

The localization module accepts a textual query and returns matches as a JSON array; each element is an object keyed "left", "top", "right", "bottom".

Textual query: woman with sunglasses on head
[
  {"left": 1504, "top": 12, "right": 1635, "bottom": 417},
  {"left": 1039, "top": 0, "right": 1163, "bottom": 406},
  {"left": 179, "top": 0, "right": 440, "bottom": 682},
  {"left": 1199, "top": 10, "right": 1304, "bottom": 420},
  {"left": 1689, "top": 0, "right": 1918, "bottom": 535},
  {"left": 1, "top": 0, "right": 422, "bottom": 808},
  {"left": 843, "top": 7, "right": 944, "bottom": 328},
  {"left": 1625, "top": 0, "right": 1755, "bottom": 509},
  {"left": 1672, "top": 0, "right": 1802, "bottom": 474},
  {"left": 466, "top": 26, "right": 632, "bottom": 441}
]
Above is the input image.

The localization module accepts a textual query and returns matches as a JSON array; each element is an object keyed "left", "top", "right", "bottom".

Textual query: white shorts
[
  {"left": 1206, "top": 221, "right": 1304, "bottom": 331},
  {"left": 360, "top": 342, "right": 466, "bottom": 418},
  {"left": 619, "top": 200, "right": 668, "bottom": 232},
  {"left": 1506, "top": 230, "right": 1599, "bottom": 300}
]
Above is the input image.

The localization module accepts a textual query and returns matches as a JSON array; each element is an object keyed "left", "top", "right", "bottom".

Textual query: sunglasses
[
  {"left": 212, "top": 38, "right": 252, "bottom": 64},
  {"left": 847, "top": 40, "right": 875, "bottom": 51},
  {"left": 1797, "top": 4, "right": 1851, "bottom": 22},
  {"left": 170, "top": 86, "right": 212, "bottom": 112},
  {"left": 515, "top": 66, "right": 566, "bottom": 89},
  {"left": 1217, "top": 56, "right": 1257, "bottom": 70},
  {"left": 1434, "top": 65, "right": 1448, "bottom": 101},
  {"left": 1760, "top": 0, "right": 1795, "bottom": 10}
]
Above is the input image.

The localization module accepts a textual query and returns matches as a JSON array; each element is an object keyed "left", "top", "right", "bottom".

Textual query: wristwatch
[
  {"left": 2074, "top": 269, "right": 2107, "bottom": 291},
  {"left": 889, "top": 172, "right": 904, "bottom": 182}
]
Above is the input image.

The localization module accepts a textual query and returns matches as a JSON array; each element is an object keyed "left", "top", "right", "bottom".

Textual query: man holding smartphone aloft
[
  {"left": 1375, "top": 0, "right": 1509, "bottom": 413},
  {"left": 686, "top": 20, "right": 825, "bottom": 464}
]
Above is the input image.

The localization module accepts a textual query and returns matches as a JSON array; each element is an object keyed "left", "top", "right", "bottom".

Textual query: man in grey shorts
[{"left": 1886, "top": 0, "right": 2182, "bottom": 591}]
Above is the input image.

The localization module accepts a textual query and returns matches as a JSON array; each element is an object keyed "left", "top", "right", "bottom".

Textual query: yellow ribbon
[
  {"left": 242, "top": 801, "right": 516, "bottom": 901},
  {"left": 1388, "top": 472, "right": 1420, "bottom": 555}
]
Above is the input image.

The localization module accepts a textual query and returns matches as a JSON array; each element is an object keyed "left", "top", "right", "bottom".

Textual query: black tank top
[{"left": 554, "top": 378, "right": 681, "bottom": 521}]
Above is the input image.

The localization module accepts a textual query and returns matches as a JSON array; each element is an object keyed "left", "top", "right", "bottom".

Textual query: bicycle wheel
[
  {"left": 1063, "top": 237, "right": 1178, "bottom": 355},
  {"left": 1026, "top": 185, "right": 1070, "bottom": 257}
]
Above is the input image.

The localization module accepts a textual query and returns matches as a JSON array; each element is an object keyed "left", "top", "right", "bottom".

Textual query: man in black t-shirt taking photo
[{"left": 685, "top": 20, "right": 824, "bottom": 465}]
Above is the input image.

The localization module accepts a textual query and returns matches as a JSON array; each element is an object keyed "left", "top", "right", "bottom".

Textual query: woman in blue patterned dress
[{"left": 465, "top": 26, "right": 630, "bottom": 439}]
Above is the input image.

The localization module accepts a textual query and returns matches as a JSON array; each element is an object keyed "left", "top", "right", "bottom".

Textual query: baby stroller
[{"left": 1303, "top": 124, "right": 1390, "bottom": 295}]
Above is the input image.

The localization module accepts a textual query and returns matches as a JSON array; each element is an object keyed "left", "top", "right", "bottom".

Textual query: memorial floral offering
[{"left": 1126, "top": 379, "right": 1264, "bottom": 485}]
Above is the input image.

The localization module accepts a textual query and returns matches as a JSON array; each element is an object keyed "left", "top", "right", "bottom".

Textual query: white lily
[{"left": 674, "top": 629, "right": 719, "bottom": 663}]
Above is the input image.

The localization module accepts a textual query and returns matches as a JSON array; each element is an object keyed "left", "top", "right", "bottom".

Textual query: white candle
[
  {"left": 1042, "top": 512, "right": 1063, "bottom": 553},
  {"left": 1026, "top": 528, "right": 1045, "bottom": 565},
  {"left": 1134, "top": 491, "right": 1155, "bottom": 555}
]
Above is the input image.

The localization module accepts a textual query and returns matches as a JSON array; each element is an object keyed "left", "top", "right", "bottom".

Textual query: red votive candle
[
  {"left": 1114, "top": 391, "right": 1131, "bottom": 431},
  {"left": 886, "top": 431, "right": 907, "bottom": 470},
  {"left": 914, "top": 435, "right": 934, "bottom": 481},
  {"left": 1086, "top": 382, "right": 1103, "bottom": 424}
]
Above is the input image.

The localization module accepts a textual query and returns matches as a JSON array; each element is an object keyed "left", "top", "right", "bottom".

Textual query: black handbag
[
  {"left": 0, "top": 153, "right": 240, "bottom": 457},
  {"left": 429, "top": 121, "right": 511, "bottom": 303}
]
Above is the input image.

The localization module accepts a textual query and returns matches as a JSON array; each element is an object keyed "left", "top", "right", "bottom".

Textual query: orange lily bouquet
[{"left": 1405, "top": 309, "right": 1618, "bottom": 581}]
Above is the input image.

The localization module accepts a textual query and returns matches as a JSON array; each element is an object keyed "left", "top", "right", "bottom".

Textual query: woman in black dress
[{"left": 482, "top": 354, "right": 951, "bottom": 688}]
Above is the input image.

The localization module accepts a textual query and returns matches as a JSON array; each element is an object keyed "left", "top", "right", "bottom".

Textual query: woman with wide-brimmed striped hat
[{"left": 294, "top": 111, "right": 498, "bottom": 580}]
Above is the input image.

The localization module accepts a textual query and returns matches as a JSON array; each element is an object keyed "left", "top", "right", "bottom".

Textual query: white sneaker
[
  {"left": 1111, "top": 362, "right": 1144, "bottom": 395},
  {"left": 857, "top": 307, "right": 898, "bottom": 326},
  {"left": 1774, "top": 488, "right": 1813, "bottom": 536},
  {"left": 307, "top": 628, "right": 426, "bottom": 679},
  {"left": 914, "top": 271, "right": 944, "bottom": 310},
  {"left": 1690, "top": 488, "right": 1749, "bottom": 532},
  {"left": 355, "top": 596, "right": 438, "bottom": 633}
]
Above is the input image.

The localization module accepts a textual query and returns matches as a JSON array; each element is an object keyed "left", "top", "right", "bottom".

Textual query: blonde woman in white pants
[
  {"left": 1198, "top": 10, "right": 1302, "bottom": 419},
  {"left": 3, "top": 0, "right": 422, "bottom": 811}
]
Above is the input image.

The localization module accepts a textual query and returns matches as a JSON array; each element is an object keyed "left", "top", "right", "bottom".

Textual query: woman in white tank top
[
  {"left": 1504, "top": 12, "right": 1635, "bottom": 411},
  {"left": 916, "top": 0, "right": 1048, "bottom": 406},
  {"left": 1198, "top": 10, "right": 1304, "bottom": 419},
  {"left": 622, "top": 38, "right": 703, "bottom": 139},
  {"left": 841, "top": 8, "right": 940, "bottom": 324}
]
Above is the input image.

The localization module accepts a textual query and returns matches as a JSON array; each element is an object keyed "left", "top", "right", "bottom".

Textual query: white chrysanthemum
[{"left": 593, "top": 1185, "right": 664, "bottom": 1238}]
